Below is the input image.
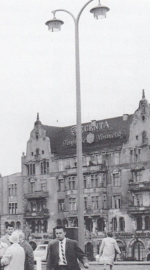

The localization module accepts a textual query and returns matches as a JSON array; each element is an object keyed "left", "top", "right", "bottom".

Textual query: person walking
[
  {"left": 0, "top": 224, "right": 14, "bottom": 247},
  {"left": 99, "top": 232, "right": 121, "bottom": 270},
  {"left": 0, "top": 241, "right": 8, "bottom": 270},
  {"left": 46, "top": 225, "right": 89, "bottom": 270},
  {"left": 0, "top": 232, "right": 25, "bottom": 270},
  {"left": 17, "top": 230, "right": 34, "bottom": 270}
]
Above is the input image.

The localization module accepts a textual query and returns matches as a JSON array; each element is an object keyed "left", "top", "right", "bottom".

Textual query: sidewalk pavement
[
  {"left": 41, "top": 262, "right": 150, "bottom": 270},
  {"left": 88, "top": 262, "right": 150, "bottom": 270}
]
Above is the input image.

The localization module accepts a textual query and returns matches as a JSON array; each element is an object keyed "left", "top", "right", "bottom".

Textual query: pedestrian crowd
[
  {"left": 0, "top": 223, "right": 121, "bottom": 270},
  {"left": 0, "top": 223, "right": 34, "bottom": 270}
]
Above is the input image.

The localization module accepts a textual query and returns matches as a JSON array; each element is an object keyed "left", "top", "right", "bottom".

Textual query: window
[
  {"left": 16, "top": 221, "right": 21, "bottom": 229},
  {"left": 36, "top": 133, "right": 39, "bottom": 140},
  {"left": 112, "top": 217, "right": 117, "bottom": 231},
  {"left": 69, "top": 198, "right": 76, "bottom": 210},
  {"left": 112, "top": 172, "right": 120, "bottom": 187},
  {"left": 31, "top": 152, "right": 34, "bottom": 156},
  {"left": 37, "top": 221, "right": 42, "bottom": 233},
  {"left": 43, "top": 220, "right": 47, "bottom": 233},
  {"left": 103, "top": 194, "right": 107, "bottom": 209},
  {"left": 30, "top": 201, "right": 36, "bottom": 212},
  {"left": 41, "top": 182, "right": 46, "bottom": 191},
  {"left": 119, "top": 217, "right": 125, "bottom": 231},
  {"left": 91, "top": 174, "right": 98, "bottom": 188},
  {"left": 58, "top": 178, "right": 64, "bottom": 191},
  {"left": 83, "top": 175, "right": 87, "bottom": 188},
  {"left": 42, "top": 150, "right": 44, "bottom": 154},
  {"left": 84, "top": 197, "right": 88, "bottom": 210},
  {"left": 68, "top": 176, "right": 76, "bottom": 190},
  {"left": 31, "top": 221, "right": 36, "bottom": 233},
  {"left": 135, "top": 194, "right": 143, "bottom": 206},
  {"left": 133, "top": 171, "right": 142, "bottom": 182},
  {"left": 9, "top": 203, "right": 18, "bottom": 214},
  {"left": 112, "top": 195, "right": 121, "bottom": 209},
  {"left": 28, "top": 163, "right": 35, "bottom": 175},
  {"left": 130, "top": 149, "right": 133, "bottom": 163},
  {"left": 8, "top": 184, "right": 17, "bottom": 196},
  {"left": 114, "top": 153, "right": 120, "bottom": 165},
  {"left": 30, "top": 182, "right": 35, "bottom": 193},
  {"left": 59, "top": 160, "right": 64, "bottom": 171},
  {"left": 15, "top": 184, "right": 17, "bottom": 195},
  {"left": 58, "top": 199, "right": 65, "bottom": 211},
  {"left": 142, "top": 131, "right": 147, "bottom": 144},
  {"left": 41, "top": 160, "right": 49, "bottom": 174},
  {"left": 97, "top": 218, "right": 105, "bottom": 232},
  {"left": 91, "top": 196, "right": 99, "bottom": 210},
  {"left": 137, "top": 216, "right": 142, "bottom": 230}
]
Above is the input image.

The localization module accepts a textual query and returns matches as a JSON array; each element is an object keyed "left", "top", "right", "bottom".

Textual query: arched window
[
  {"left": 57, "top": 219, "right": 62, "bottom": 226},
  {"left": 43, "top": 220, "right": 48, "bottom": 233},
  {"left": 74, "top": 219, "right": 78, "bottom": 227},
  {"left": 36, "top": 148, "right": 39, "bottom": 156},
  {"left": 97, "top": 218, "right": 105, "bottom": 232},
  {"left": 37, "top": 220, "right": 42, "bottom": 233},
  {"left": 119, "top": 217, "right": 125, "bottom": 231},
  {"left": 142, "top": 131, "right": 147, "bottom": 144},
  {"left": 31, "top": 221, "right": 36, "bottom": 233},
  {"left": 132, "top": 240, "right": 145, "bottom": 261},
  {"left": 16, "top": 221, "right": 21, "bottom": 229},
  {"left": 112, "top": 217, "right": 117, "bottom": 231},
  {"left": 145, "top": 216, "right": 150, "bottom": 230},
  {"left": 5, "top": 222, "right": 8, "bottom": 229},
  {"left": 137, "top": 216, "right": 142, "bottom": 230},
  {"left": 11, "top": 221, "right": 15, "bottom": 228},
  {"left": 112, "top": 168, "right": 120, "bottom": 187},
  {"left": 63, "top": 219, "right": 68, "bottom": 227}
]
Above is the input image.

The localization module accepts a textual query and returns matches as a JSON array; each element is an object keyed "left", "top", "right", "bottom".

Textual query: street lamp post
[{"left": 45, "top": 0, "right": 109, "bottom": 250}]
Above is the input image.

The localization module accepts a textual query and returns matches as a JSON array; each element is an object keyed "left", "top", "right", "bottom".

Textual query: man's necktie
[{"left": 60, "top": 241, "right": 67, "bottom": 265}]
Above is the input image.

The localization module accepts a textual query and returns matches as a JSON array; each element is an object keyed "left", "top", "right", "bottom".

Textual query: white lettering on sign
[
  {"left": 96, "top": 131, "right": 122, "bottom": 141},
  {"left": 63, "top": 130, "right": 122, "bottom": 147},
  {"left": 70, "top": 121, "right": 109, "bottom": 136}
]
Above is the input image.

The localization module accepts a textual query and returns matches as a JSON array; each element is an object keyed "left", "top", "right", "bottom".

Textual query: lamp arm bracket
[
  {"left": 77, "top": 0, "right": 94, "bottom": 24},
  {"left": 52, "top": 9, "right": 76, "bottom": 23}
]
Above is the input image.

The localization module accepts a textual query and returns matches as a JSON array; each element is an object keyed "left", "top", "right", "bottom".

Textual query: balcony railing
[
  {"left": 128, "top": 205, "right": 150, "bottom": 214},
  {"left": 128, "top": 180, "right": 150, "bottom": 191},
  {"left": 66, "top": 164, "right": 107, "bottom": 175},
  {"left": 24, "top": 208, "right": 49, "bottom": 218},
  {"left": 24, "top": 191, "right": 49, "bottom": 199}
]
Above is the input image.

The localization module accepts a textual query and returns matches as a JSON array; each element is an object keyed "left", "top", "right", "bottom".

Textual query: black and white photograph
[{"left": 0, "top": 1, "right": 150, "bottom": 270}]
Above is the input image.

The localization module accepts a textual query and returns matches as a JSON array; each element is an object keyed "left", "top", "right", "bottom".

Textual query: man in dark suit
[{"left": 46, "top": 225, "right": 89, "bottom": 270}]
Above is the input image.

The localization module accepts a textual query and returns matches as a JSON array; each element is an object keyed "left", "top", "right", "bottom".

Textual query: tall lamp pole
[{"left": 45, "top": 0, "right": 109, "bottom": 250}]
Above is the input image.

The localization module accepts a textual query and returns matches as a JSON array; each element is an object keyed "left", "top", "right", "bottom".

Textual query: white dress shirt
[{"left": 59, "top": 238, "right": 67, "bottom": 265}]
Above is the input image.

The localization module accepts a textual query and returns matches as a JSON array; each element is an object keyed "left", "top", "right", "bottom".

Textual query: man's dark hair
[
  {"left": 6, "top": 223, "right": 14, "bottom": 229},
  {"left": 107, "top": 232, "right": 113, "bottom": 237},
  {"left": 55, "top": 225, "right": 66, "bottom": 232}
]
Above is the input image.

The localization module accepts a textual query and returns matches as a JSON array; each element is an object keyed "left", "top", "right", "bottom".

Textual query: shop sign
[
  {"left": 70, "top": 121, "right": 109, "bottom": 136},
  {"left": 63, "top": 130, "right": 122, "bottom": 147}
]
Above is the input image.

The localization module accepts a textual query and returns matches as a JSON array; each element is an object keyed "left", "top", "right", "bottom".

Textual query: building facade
[
  {"left": 1, "top": 90, "right": 150, "bottom": 260},
  {"left": 0, "top": 172, "right": 23, "bottom": 235}
]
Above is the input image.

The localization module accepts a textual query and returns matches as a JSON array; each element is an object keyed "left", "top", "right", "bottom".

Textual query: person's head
[
  {"left": 107, "top": 232, "right": 113, "bottom": 238},
  {"left": 17, "top": 230, "right": 25, "bottom": 244},
  {"left": 55, "top": 226, "right": 66, "bottom": 241},
  {"left": 6, "top": 223, "right": 14, "bottom": 236},
  {"left": 9, "top": 232, "right": 19, "bottom": 244}
]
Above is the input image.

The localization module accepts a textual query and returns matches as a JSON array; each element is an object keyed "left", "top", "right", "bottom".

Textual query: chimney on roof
[
  {"left": 142, "top": 89, "right": 145, "bottom": 99},
  {"left": 91, "top": 120, "right": 97, "bottom": 126},
  {"left": 123, "top": 114, "right": 128, "bottom": 121}
]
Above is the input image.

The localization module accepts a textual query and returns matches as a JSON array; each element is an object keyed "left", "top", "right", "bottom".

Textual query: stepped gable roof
[{"left": 42, "top": 114, "right": 133, "bottom": 157}]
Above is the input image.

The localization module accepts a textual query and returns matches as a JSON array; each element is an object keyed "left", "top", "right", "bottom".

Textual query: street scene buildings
[{"left": 1, "top": 90, "right": 150, "bottom": 260}]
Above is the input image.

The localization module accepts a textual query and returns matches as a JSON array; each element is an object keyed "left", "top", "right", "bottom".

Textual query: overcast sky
[{"left": 0, "top": 0, "right": 150, "bottom": 176}]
